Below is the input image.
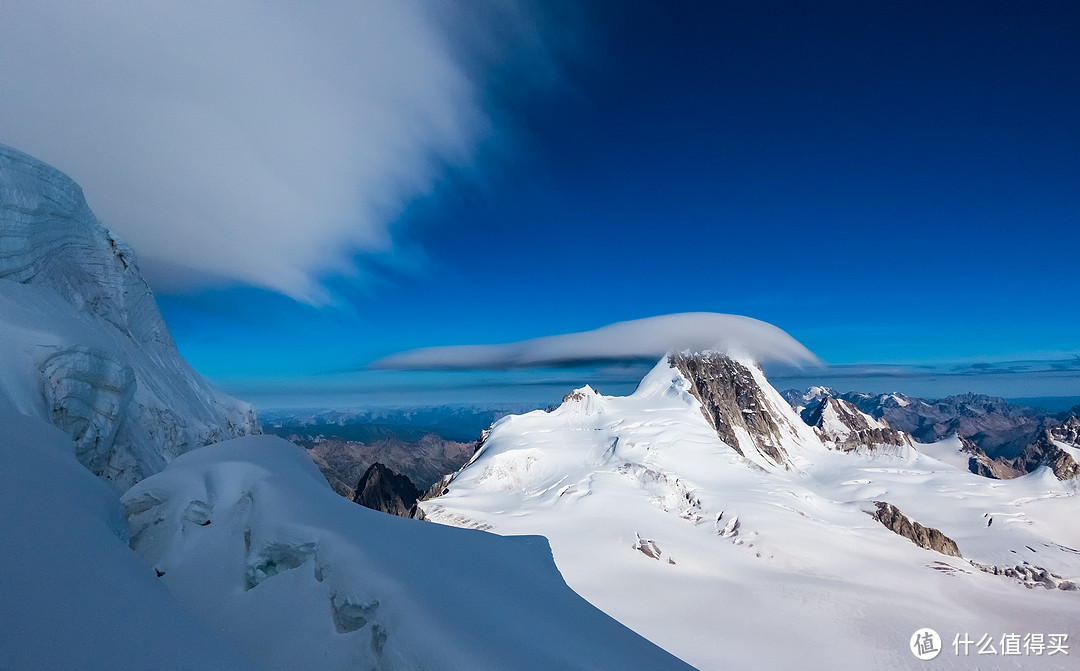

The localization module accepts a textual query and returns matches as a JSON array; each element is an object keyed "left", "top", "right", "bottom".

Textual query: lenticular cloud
[{"left": 373, "top": 313, "right": 821, "bottom": 370}]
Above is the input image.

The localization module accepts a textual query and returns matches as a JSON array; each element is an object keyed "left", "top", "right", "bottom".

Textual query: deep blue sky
[{"left": 155, "top": 1, "right": 1080, "bottom": 408}]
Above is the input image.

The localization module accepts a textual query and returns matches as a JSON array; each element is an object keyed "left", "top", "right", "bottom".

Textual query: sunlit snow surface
[{"left": 421, "top": 358, "right": 1080, "bottom": 670}]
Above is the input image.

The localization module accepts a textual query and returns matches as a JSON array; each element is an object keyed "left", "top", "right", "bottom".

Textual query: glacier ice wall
[{"left": 0, "top": 143, "right": 258, "bottom": 491}]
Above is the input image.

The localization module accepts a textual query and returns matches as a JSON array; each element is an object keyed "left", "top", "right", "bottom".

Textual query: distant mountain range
[{"left": 783, "top": 387, "right": 1078, "bottom": 461}]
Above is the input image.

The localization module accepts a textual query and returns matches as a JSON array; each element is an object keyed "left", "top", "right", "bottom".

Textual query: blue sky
[{"left": 3, "top": 2, "right": 1078, "bottom": 408}]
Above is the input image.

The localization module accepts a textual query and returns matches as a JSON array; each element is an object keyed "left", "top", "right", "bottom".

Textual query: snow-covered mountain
[
  {"left": 420, "top": 353, "right": 1080, "bottom": 670},
  {"left": 0, "top": 144, "right": 691, "bottom": 669},
  {"left": 0, "top": 143, "right": 257, "bottom": 491}
]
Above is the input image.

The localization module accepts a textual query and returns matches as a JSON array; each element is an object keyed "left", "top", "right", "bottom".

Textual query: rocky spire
[
  {"left": 352, "top": 463, "right": 422, "bottom": 517},
  {"left": 668, "top": 351, "right": 812, "bottom": 467}
]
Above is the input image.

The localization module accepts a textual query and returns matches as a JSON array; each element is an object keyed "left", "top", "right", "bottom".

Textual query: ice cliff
[{"left": 0, "top": 143, "right": 257, "bottom": 491}]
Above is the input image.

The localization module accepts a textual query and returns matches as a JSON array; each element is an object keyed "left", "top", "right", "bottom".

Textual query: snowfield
[{"left": 421, "top": 357, "right": 1080, "bottom": 670}]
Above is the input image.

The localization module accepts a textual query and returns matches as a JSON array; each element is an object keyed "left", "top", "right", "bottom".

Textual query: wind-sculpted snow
[
  {"left": 373, "top": 312, "right": 821, "bottom": 370},
  {"left": 422, "top": 354, "right": 1080, "bottom": 670},
  {"left": 0, "top": 410, "right": 254, "bottom": 670},
  {"left": 121, "top": 435, "right": 694, "bottom": 670},
  {"left": 0, "top": 144, "right": 257, "bottom": 489}
]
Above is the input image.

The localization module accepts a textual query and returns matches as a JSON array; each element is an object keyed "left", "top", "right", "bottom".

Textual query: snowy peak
[
  {"left": 804, "top": 395, "right": 912, "bottom": 454},
  {"left": 780, "top": 385, "right": 836, "bottom": 413},
  {"left": 668, "top": 351, "right": 818, "bottom": 468},
  {"left": 554, "top": 385, "right": 605, "bottom": 416}
]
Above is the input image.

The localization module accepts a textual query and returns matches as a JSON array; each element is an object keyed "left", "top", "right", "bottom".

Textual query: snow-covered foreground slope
[
  {"left": 0, "top": 410, "right": 255, "bottom": 670},
  {"left": 0, "top": 144, "right": 256, "bottom": 490},
  {"left": 421, "top": 356, "right": 1080, "bottom": 670},
  {"left": 122, "top": 435, "right": 694, "bottom": 670}
]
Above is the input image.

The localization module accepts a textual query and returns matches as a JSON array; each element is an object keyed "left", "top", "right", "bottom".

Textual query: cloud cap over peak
[{"left": 372, "top": 313, "right": 821, "bottom": 371}]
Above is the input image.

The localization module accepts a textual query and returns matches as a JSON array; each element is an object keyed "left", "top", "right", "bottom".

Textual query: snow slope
[
  {"left": 0, "top": 410, "right": 254, "bottom": 670},
  {"left": 0, "top": 143, "right": 257, "bottom": 490},
  {"left": 421, "top": 355, "right": 1080, "bottom": 670},
  {"left": 122, "top": 435, "right": 694, "bottom": 670}
]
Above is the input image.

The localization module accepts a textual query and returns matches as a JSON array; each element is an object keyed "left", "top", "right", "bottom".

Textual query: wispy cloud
[
  {"left": 782, "top": 357, "right": 1080, "bottom": 381},
  {"left": 770, "top": 356, "right": 1080, "bottom": 399},
  {"left": 0, "top": 2, "right": 568, "bottom": 302},
  {"left": 372, "top": 313, "right": 822, "bottom": 370}
]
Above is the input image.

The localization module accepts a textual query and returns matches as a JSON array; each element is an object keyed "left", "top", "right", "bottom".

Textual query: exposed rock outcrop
[
  {"left": 961, "top": 430, "right": 1078, "bottom": 481},
  {"left": 871, "top": 501, "right": 961, "bottom": 557},
  {"left": 670, "top": 351, "right": 797, "bottom": 467},
  {"left": 971, "top": 560, "right": 1080, "bottom": 591},
  {"left": 1019, "top": 431, "right": 1079, "bottom": 481},
  {"left": 352, "top": 463, "right": 422, "bottom": 517},
  {"left": 804, "top": 396, "right": 912, "bottom": 454},
  {"left": 961, "top": 436, "right": 1025, "bottom": 479},
  {"left": 1051, "top": 414, "right": 1080, "bottom": 445}
]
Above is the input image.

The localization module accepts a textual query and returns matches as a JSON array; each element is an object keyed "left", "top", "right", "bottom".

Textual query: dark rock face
[
  {"left": 872, "top": 502, "right": 961, "bottom": 557},
  {"left": 961, "top": 430, "right": 1078, "bottom": 481},
  {"left": 352, "top": 463, "right": 421, "bottom": 517},
  {"left": 803, "top": 396, "right": 911, "bottom": 452},
  {"left": 961, "top": 436, "right": 1025, "bottom": 480},
  {"left": 1051, "top": 415, "right": 1080, "bottom": 444},
  {"left": 1019, "top": 431, "right": 1079, "bottom": 481},
  {"left": 669, "top": 352, "right": 791, "bottom": 466}
]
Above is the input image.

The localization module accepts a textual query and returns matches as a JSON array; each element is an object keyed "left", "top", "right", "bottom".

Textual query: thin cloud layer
[
  {"left": 0, "top": 2, "right": 559, "bottom": 302},
  {"left": 372, "top": 313, "right": 822, "bottom": 370}
]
